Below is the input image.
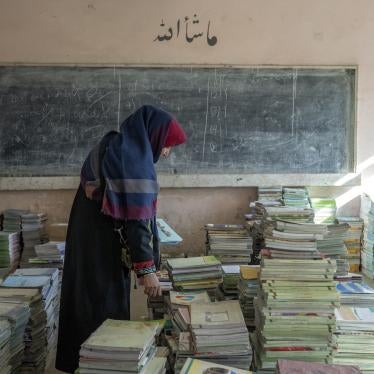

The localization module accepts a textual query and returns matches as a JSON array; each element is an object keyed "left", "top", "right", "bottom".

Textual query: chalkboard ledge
[{"left": 0, "top": 174, "right": 361, "bottom": 190}]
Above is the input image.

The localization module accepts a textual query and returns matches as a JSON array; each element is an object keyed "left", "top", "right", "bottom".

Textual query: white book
[
  {"left": 190, "top": 300, "right": 245, "bottom": 329},
  {"left": 169, "top": 291, "right": 210, "bottom": 306}
]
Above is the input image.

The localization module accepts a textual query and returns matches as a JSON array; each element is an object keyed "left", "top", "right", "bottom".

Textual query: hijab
[{"left": 80, "top": 105, "right": 186, "bottom": 220}]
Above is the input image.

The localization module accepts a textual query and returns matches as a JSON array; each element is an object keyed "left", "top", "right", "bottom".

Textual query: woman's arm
[{"left": 125, "top": 219, "right": 161, "bottom": 297}]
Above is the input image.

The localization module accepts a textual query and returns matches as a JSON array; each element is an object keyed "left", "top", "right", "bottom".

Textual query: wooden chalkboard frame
[{"left": 0, "top": 64, "right": 357, "bottom": 189}]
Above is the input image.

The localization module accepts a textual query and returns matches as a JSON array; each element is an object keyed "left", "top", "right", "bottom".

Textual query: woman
[{"left": 55, "top": 105, "right": 187, "bottom": 373}]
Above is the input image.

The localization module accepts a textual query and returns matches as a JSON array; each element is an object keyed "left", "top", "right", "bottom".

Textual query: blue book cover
[
  {"left": 156, "top": 218, "right": 183, "bottom": 245},
  {"left": 336, "top": 281, "right": 374, "bottom": 294},
  {"left": 2, "top": 275, "right": 51, "bottom": 288}
]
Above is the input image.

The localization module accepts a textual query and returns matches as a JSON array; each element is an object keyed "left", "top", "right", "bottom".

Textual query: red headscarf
[{"left": 163, "top": 119, "right": 187, "bottom": 147}]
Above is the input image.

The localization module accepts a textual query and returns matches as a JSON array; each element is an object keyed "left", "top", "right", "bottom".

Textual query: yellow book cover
[
  {"left": 240, "top": 265, "right": 260, "bottom": 280},
  {"left": 168, "top": 256, "right": 220, "bottom": 269}
]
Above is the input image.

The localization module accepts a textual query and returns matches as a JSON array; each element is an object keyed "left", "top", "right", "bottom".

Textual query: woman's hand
[{"left": 139, "top": 273, "right": 162, "bottom": 297}]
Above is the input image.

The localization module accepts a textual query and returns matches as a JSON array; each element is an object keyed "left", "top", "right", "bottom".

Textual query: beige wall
[{"left": 1, "top": 0, "right": 374, "bottom": 251}]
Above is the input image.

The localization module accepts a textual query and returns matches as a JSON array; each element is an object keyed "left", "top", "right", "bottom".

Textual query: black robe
[
  {"left": 55, "top": 185, "right": 131, "bottom": 372},
  {"left": 56, "top": 134, "right": 160, "bottom": 373}
]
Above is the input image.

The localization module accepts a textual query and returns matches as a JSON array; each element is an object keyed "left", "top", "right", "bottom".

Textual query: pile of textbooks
[
  {"left": 20, "top": 212, "right": 49, "bottom": 267},
  {"left": 238, "top": 265, "right": 260, "bottom": 327},
  {"left": 315, "top": 223, "right": 350, "bottom": 277},
  {"left": 255, "top": 204, "right": 315, "bottom": 223},
  {"left": 166, "top": 256, "right": 223, "bottom": 292},
  {"left": 190, "top": 300, "right": 252, "bottom": 370},
  {"left": 205, "top": 224, "right": 252, "bottom": 264},
  {"left": 0, "top": 287, "right": 44, "bottom": 373},
  {"left": 2, "top": 209, "right": 26, "bottom": 232},
  {"left": 337, "top": 217, "right": 364, "bottom": 273},
  {"left": 310, "top": 198, "right": 337, "bottom": 224},
  {"left": 31, "top": 241, "right": 65, "bottom": 267},
  {"left": 164, "top": 291, "right": 210, "bottom": 372},
  {"left": 11, "top": 267, "right": 60, "bottom": 364},
  {"left": 0, "top": 302, "right": 30, "bottom": 372},
  {"left": 257, "top": 186, "right": 283, "bottom": 206},
  {"left": 282, "top": 187, "right": 310, "bottom": 208},
  {"left": 167, "top": 290, "right": 210, "bottom": 335},
  {"left": 333, "top": 306, "right": 374, "bottom": 372},
  {"left": 2, "top": 268, "right": 60, "bottom": 370},
  {"left": 78, "top": 319, "right": 166, "bottom": 374},
  {"left": 336, "top": 281, "right": 374, "bottom": 307},
  {"left": 252, "top": 257, "right": 339, "bottom": 373},
  {"left": 217, "top": 265, "right": 241, "bottom": 300},
  {"left": 0, "top": 231, "right": 21, "bottom": 270},
  {"left": 262, "top": 219, "right": 326, "bottom": 260}
]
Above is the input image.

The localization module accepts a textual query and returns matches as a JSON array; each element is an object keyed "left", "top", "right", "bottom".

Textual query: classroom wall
[{"left": 1, "top": 0, "right": 374, "bottom": 254}]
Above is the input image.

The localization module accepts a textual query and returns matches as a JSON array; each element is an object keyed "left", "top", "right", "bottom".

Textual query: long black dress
[
  {"left": 55, "top": 185, "right": 130, "bottom": 372},
  {"left": 56, "top": 136, "right": 160, "bottom": 373}
]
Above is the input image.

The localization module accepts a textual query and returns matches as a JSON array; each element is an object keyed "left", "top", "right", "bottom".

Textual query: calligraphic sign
[{"left": 154, "top": 14, "right": 218, "bottom": 46}]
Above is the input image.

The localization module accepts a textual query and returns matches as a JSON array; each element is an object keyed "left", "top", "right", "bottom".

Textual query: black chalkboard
[{"left": 0, "top": 66, "right": 355, "bottom": 176}]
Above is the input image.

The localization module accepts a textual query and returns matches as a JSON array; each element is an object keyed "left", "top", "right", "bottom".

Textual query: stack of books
[
  {"left": 190, "top": 300, "right": 252, "bottom": 370},
  {"left": 252, "top": 258, "right": 339, "bottom": 373},
  {"left": 247, "top": 187, "right": 282, "bottom": 222},
  {"left": 31, "top": 241, "right": 65, "bottom": 266},
  {"left": 0, "top": 320, "right": 11, "bottom": 374},
  {"left": 166, "top": 256, "right": 223, "bottom": 292},
  {"left": 333, "top": 306, "right": 374, "bottom": 372},
  {"left": 180, "top": 357, "right": 253, "bottom": 374},
  {"left": 310, "top": 198, "right": 337, "bottom": 224},
  {"left": 172, "top": 331, "right": 193, "bottom": 373},
  {"left": 0, "top": 231, "right": 21, "bottom": 270},
  {"left": 0, "top": 302, "right": 30, "bottom": 372},
  {"left": 2, "top": 209, "right": 27, "bottom": 232},
  {"left": 165, "top": 290, "right": 210, "bottom": 370},
  {"left": 20, "top": 212, "right": 49, "bottom": 267},
  {"left": 244, "top": 216, "right": 262, "bottom": 263},
  {"left": 11, "top": 268, "right": 60, "bottom": 365},
  {"left": 255, "top": 204, "right": 315, "bottom": 223},
  {"left": 238, "top": 265, "right": 260, "bottom": 327},
  {"left": 268, "top": 220, "right": 349, "bottom": 277},
  {"left": 337, "top": 217, "right": 364, "bottom": 273},
  {"left": 257, "top": 186, "right": 283, "bottom": 206},
  {"left": 360, "top": 194, "right": 374, "bottom": 279},
  {"left": 262, "top": 220, "right": 325, "bottom": 260},
  {"left": 216, "top": 265, "right": 241, "bottom": 300},
  {"left": 336, "top": 282, "right": 374, "bottom": 307},
  {"left": 205, "top": 224, "right": 253, "bottom": 264},
  {"left": 282, "top": 187, "right": 311, "bottom": 208},
  {"left": 0, "top": 288, "right": 43, "bottom": 373},
  {"left": 276, "top": 359, "right": 361, "bottom": 374},
  {"left": 78, "top": 319, "right": 165, "bottom": 374},
  {"left": 0, "top": 269, "right": 53, "bottom": 373},
  {"left": 316, "top": 223, "right": 350, "bottom": 277}
]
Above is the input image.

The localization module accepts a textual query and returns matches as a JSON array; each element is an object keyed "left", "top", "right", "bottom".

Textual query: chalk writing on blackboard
[{"left": 153, "top": 14, "right": 217, "bottom": 46}]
